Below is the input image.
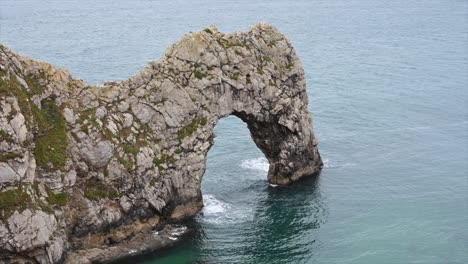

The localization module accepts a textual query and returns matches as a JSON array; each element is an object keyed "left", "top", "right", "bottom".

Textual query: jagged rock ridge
[{"left": 0, "top": 23, "right": 322, "bottom": 263}]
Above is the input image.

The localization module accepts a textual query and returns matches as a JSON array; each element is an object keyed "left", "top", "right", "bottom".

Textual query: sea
[{"left": 1, "top": 0, "right": 467, "bottom": 263}]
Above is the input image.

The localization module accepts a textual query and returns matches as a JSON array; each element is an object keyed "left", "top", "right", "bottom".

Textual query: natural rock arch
[{"left": 0, "top": 23, "right": 322, "bottom": 263}]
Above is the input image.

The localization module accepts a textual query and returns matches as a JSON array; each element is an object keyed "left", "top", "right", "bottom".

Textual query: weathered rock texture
[{"left": 0, "top": 23, "right": 322, "bottom": 263}]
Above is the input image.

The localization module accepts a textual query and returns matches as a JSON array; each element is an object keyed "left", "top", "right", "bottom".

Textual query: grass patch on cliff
[
  {"left": 122, "top": 144, "right": 139, "bottom": 155},
  {"left": 84, "top": 178, "right": 120, "bottom": 201},
  {"left": 0, "top": 187, "right": 32, "bottom": 221},
  {"left": 193, "top": 70, "right": 206, "bottom": 80},
  {"left": 0, "top": 70, "right": 35, "bottom": 128},
  {"left": 230, "top": 72, "right": 241, "bottom": 81},
  {"left": 78, "top": 107, "right": 99, "bottom": 131},
  {"left": 177, "top": 116, "right": 208, "bottom": 140},
  {"left": 0, "top": 129, "right": 13, "bottom": 143},
  {"left": 203, "top": 28, "right": 213, "bottom": 34},
  {"left": 0, "top": 73, "right": 9, "bottom": 95},
  {"left": 24, "top": 73, "right": 46, "bottom": 95},
  {"left": 0, "top": 69, "right": 68, "bottom": 171},
  {"left": 0, "top": 152, "right": 22, "bottom": 162},
  {"left": 117, "top": 155, "right": 134, "bottom": 172},
  {"left": 33, "top": 98, "right": 68, "bottom": 171},
  {"left": 45, "top": 186, "right": 67, "bottom": 206},
  {"left": 153, "top": 153, "right": 175, "bottom": 171},
  {"left": 223, "top": 38, "right": 244, "bottom": 49}
]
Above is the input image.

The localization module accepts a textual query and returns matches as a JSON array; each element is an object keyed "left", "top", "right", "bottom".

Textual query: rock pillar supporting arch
[{"left": 232, "top": 110, "right": 322, "bottom": 185}]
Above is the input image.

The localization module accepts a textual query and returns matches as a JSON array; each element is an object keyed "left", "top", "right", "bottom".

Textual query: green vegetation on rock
[
  {"left": 117, "top": 155, "right": 134, "bottom": 172},
  {"left": 0, "top": 69, "right": 68, "bottom": 171},
  {"left": 0, "top": 187, "right": 32, "bottom": 221},
  {"left": 122, "top": 143, "right": 139, "bottom": 155},
  {"left": 203, "top": 28, "right": 213, "bottom": 34},
  {"left": 0, "top": 70, "right": 34, "bottom": 128},
  {"left": 223, "top": 38, "right": 244, "bottom": 48},
  {"left": 33, "top": 98, "right": 68, "bottom": 171},
  {"left": 0, "top": 152, "right": 22, "bottom": 162},
  {"left": 84, "top": 178, "right": 120, "bottom": 201},
  {"left": 78, "top": 107, "right": 99, "bottom": 129},
  {"left": 194, "top": 70, "right": 206, "bottom": 80},
  {"left": 177, "top": 116, "right": 208, "bottom": 140},
  {"left": 285, "top": 62, "right": 294, "bottom": 70},
  {"left": 0, "top": 129, "right": 12, "bottom": 143},
  {"left": 45, "top": 186, "right": 67, "bottom": 206},
  {"left": 153, "top": 153, "right": 175, "bottom": 170},
  {"left": 231, "top": 72, "right": 241, "bottom": 81},
  {"left": 24, "top": 73, "right": 45, "bottom": 95}
]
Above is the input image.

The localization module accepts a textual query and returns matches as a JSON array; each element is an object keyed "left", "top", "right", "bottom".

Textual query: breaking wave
[
  {"left": 240, "top": 157, "right": 269, "bottom": 172},
  {"left": 202, "top": 194, "right": 253, "bottom": 224}
]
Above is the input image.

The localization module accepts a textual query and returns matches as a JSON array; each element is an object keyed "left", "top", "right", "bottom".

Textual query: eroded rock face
[{"left": 0, "top": 23, "right": 322, "bottom": 263}]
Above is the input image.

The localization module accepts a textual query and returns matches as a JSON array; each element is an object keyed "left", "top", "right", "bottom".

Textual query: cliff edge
[{"left": 0, "top": 23, "right": 322, "bottom": 263}]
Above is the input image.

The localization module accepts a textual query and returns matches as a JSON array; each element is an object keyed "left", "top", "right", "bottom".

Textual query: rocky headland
[{"left": 0, "top": 23, "right": 322, "bottom": 263}]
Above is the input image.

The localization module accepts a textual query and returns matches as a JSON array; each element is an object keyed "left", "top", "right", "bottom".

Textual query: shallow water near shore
[{"left": 1, "top": 0, "right": 467, "bottom": 263}]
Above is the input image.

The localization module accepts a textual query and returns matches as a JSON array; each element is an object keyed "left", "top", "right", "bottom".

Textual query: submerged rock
[{"left": 0, "top": 23, "right": 322, "bottom": 263}]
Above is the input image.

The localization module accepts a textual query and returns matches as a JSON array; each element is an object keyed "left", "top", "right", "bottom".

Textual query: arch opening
[{"left": 202, "top": 116, "right": 268, "bottom": 194}]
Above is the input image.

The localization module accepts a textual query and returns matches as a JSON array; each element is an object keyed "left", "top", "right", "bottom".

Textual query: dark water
[{"left": 1, "top": 0, "right": 467, "bottom": 263}]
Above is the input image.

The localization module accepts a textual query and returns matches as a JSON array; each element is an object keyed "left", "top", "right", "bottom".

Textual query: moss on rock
[
  {"left": 193, "top": 70, "right": 206, "bottom": 80},
  {"left": 0, "top": 129, "right": 12, "bottom": 143},
  {"left": 177, "top": 116, "right": 208, "bottom": 140},
  {"left": 0, "top": 187, "right": 32, "bottom": 221},
  {"left": 84, "top": 178, "right": 120, "bottom": 201},
  {"left": 122, "top": 144, "right": 139, "bottom": 155},
  {"left": 0, "top": 152, "right": 22, "bottom": 162},
  {"left": 33, "top": 98, "right": 68, "bottom": 171},
  {"left": 153, "top": 153, "right": 175, "bottom": 171},
  {"left": 45, "top": 186, "right": 68, "bottom": 206},
  {"left": 203, "top": 28, "right": 213, "bottom": 34}
]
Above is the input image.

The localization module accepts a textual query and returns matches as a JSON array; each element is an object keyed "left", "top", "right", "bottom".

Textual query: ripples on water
[
  {"left": 196, "top": 153, "right": 328, "bottom": 264},
  {"left": 1, "top": 0, "right": 467, "bottom": 263}
]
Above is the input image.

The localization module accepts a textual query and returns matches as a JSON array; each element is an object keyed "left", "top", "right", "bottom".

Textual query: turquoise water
[{"left": 1, "top": 0, "right": 467, "bottom": 263}]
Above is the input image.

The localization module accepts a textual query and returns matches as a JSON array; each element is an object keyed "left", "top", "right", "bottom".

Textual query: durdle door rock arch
[{"left": 0, "top": 23, "right": 322, "bottom": 263}]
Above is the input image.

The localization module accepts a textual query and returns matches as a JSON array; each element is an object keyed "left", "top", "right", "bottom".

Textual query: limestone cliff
[{"left": 0, "top": 23, "right": 322, "bottom": 263}]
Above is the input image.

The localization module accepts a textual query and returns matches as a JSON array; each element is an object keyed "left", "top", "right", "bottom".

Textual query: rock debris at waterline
[{"left": 0, "top": 23, "right": 323, "bottom": 263}]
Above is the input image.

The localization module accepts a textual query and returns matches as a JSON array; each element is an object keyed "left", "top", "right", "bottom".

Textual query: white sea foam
[
  {"left": 323, "top": 159, "right": 335, "bottom": 168},
  {"left": 240, "top": 157, "right": 269, "bottom": 172},
  {"left": 203, "top": 194, "right": 231, "bottom": 214},
  {"left": 323, "top": 158, "right": 356, "bottom": 169},
  {"left": 202, "top": 194, "right": 253, "bottom": 224},
  {"left": 170, "top": 226, "right": 187, "bottom": 236}
]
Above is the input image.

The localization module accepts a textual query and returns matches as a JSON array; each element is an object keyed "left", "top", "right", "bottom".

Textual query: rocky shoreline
[{"left": 67, "top": 222, "right": 190, "bottom": 263}]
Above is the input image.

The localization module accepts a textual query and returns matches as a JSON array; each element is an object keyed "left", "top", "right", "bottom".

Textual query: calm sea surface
[{"left": 1, "top": 0, "right": 467, "bottom": 263}]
